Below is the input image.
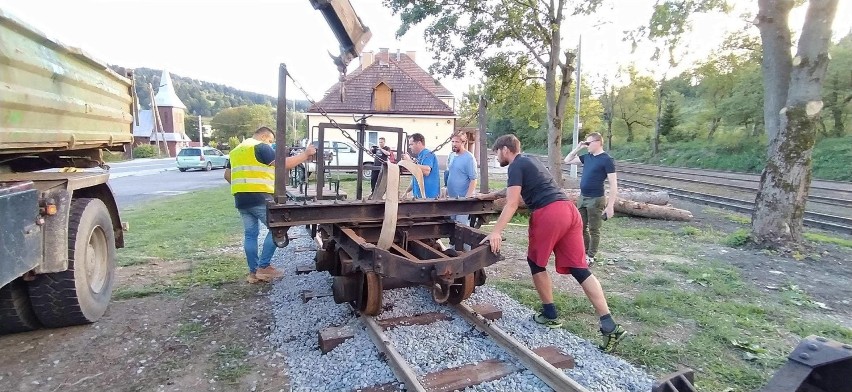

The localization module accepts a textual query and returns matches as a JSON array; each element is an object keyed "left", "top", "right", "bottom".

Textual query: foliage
[
  {"left": 211, "top": 105, "right": 275, "bottom": 141},
  {"left": 228, "top": 136, "right": 240, "bottom": 150},
  {"left": 723, "top": 228, "right": 751, "bottom": 247},
  {"left": 384, "top": 0, "right": 605, "bottom": 185},
  {"left": 823, "top": 33, "right": 852, "bottom": 137},
  {"left": 613, "top": 66, "right": 657, "bottom": 143},
  {"left": 132, "top": 144, "right": 156, "bottom": 158},
  {"left": 110, "top": 66, "right": 309, "bottom": 117},
  {"left": 658, "top": 98, "right": 680, "bottom": 141}
]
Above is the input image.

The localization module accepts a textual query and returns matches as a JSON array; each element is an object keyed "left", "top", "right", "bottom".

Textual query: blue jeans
[{"left": 239, "top": 205, "right": 276, "bottom": 273}]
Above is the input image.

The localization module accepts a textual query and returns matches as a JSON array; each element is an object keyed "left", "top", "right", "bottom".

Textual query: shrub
[
  {"left": 723, "top": 228, "right": 751, "bottom": 247},
  {"left": 228, "top": 136, "right": 240, "bottom": 150},
  {"left": 133, "top": 144, "right": 156, "bottom": 158}
]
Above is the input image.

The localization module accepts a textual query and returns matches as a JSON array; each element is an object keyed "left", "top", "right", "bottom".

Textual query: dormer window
[{"left": 372, "top": 82, "right": 393, "bottom": 111}]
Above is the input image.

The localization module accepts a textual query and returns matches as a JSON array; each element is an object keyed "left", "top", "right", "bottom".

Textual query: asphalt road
[{"left": 106, "top": 158, "right": 228, "bottom": 210}]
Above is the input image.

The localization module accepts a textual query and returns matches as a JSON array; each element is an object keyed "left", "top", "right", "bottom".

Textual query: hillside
[{"left": 110, "top": 66, "right": 310, "bottom": 117}]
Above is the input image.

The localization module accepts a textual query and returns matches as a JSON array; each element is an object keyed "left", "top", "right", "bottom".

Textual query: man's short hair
[
  {"left": 254, "top": 126, "right": 274, "bottom": 137},
  {"left": 586, "top": 132, "right": 602, "bottom": 141},
  {"left": 409, "top": 133, "right": 425, "bottom": 144},
  {"left": 378, "top": 137, "right": 386, "bottom": 142},
  {"left": 452, "top": 132, "right": 468, "bottom": 143},
  {"left": 492, "top": 134, "right": 521, "bottom": 153}
]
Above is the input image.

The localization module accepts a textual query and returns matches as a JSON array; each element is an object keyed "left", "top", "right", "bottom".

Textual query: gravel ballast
[{"left": 267, "top": 227, "right": 655, "bottom": 391}]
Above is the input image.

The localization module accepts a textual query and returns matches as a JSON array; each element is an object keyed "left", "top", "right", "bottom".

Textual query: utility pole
[
  {"left": 198, "top": 115, "right": 203, "bottom": 147},
  {"left": 571, "top": 35, "right": 582, "bottom": 179}
]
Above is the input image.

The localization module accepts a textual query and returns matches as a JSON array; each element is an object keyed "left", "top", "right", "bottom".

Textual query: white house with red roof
[{"left": 306, "top": 49, "right": 458, "bottom": 160}]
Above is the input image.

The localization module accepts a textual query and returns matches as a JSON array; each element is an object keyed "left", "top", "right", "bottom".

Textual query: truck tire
[
  {"left": 27, "top": 198, "right": 116, "bottom": 328},
  {"left": 0, "top": 279, "right": 42, "bottom": 334}
]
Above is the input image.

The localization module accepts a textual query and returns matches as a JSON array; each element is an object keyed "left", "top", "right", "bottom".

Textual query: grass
[
  {"left": 492, "top": 212, "right": 852, "bottom": 391},
  {"left": 115, "top": 185, "right": 245, "bottom": 298},
  {"left": 215, "top": 344, "right": 251, "bottom": 383},
  {"left": 805, "top": 232, "right": 852, "bottom": 248},
  {"left": 604, "top": 136, "right": 852, "bottom": 181}
]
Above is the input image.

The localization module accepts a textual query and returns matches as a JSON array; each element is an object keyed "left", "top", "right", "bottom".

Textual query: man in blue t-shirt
[
  {"left": 445, "top": 133, "right": 478, "bottom": 225},
  {"left": 401, "top": 133, "right": 440, "bottom": 198},
  {"left": 564, "top": 132, "right": 618, "bottom": 264}
]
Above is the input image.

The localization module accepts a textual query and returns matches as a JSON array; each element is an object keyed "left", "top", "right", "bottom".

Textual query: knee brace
[
  {"left": 570, "top": 268, "right": 592, "bottom": 284},
  {"left": 527, "top": 258, "right": 546, "bottom": 274}
]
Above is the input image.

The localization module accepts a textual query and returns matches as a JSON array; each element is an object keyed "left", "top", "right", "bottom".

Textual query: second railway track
[{"left": 528, "top": 154, "right": 852, "bottom": 235}]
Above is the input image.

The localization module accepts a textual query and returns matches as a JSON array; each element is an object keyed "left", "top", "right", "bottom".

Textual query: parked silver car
[{"left": 176, "top": 147, "right": 229, "bottom": 172}]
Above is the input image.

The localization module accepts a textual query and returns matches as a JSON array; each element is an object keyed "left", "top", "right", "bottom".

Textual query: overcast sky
[{"left": 1, "top": 0, "right": 849, "bottom": 100}]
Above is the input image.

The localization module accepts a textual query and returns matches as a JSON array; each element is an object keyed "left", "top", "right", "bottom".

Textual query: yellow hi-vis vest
[{"left": 229, "top": 138, "right": 275, "bottom": 195}]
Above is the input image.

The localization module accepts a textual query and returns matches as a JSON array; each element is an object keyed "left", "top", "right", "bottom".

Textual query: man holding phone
[{"left": 564, "top": 132, "right": 618, "bottom": 265}]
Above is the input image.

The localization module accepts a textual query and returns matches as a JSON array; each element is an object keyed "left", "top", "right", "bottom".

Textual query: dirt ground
[
  {"left": 0, "top": 278, "right": 288, "bottom": 392},
  {"left": 1, "top": 196, "right": 849, "bottom": 392}
]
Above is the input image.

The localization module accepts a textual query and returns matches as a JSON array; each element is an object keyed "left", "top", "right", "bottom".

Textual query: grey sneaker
[
  {"left": 586, "top": 255, "right": 596, "bottom": 266},
  {"left": 532, "top": 313, "right": 563, "bottom": 328},
  {"left": 600, "top": 324, "right": 627, "bottom": 352}
]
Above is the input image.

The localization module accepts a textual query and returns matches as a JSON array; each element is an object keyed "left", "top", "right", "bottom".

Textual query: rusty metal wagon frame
[{"left": 267, "top": 64, "right": 498, "bottom": 315}]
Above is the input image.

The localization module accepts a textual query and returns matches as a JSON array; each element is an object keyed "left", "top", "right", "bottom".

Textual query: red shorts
[{"left": 528, "top": 200, "right": 588, "bottom": 274}]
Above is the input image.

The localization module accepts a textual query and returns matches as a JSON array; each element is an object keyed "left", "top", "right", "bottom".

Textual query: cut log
[
  {"left": 616, "top": 191, "right": 670, "bottom": 205},
  {"left": 491, "top": 189, "right": 692, "bottom": 221}
]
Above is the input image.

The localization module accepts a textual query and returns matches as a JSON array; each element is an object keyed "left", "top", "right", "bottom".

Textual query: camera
[
  {"left": 370, "top": 145, "right": 379, "bottom": 154},
  {"left": 582, "top": 141, "right": 591, "bottom": 146}
]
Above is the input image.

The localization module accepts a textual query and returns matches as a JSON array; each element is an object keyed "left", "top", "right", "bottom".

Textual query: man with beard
[
  {"left": 480, "top": 134, "right": 626, "bottom": 352},
  {"left": 401, "top": 133, "right": 440, "bottom": 199},
  {"left": 445, "top": 133, "right": 478, "bottom": 223}
]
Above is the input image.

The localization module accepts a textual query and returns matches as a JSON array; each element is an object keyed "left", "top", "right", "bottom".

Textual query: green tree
[
  {"left": 645, "top": 0, "right": 841, "bottom": 246},
  {"left": 384, "top": 0, "right": 605, "bottom": 186},
  {"left": 184, "top": 116, "right": 201, "bottom": 142},
  {"left": 823, "top": 32, "right": 852, "bottom": 136},
  {"left": 658, "top": 99, "right": 679, "bottom": 140},
  {"left": 211, "top": 105, "right": 275, "bottom": 141},
  {"left": 613, "top": 67, "right": 657, "bottom": 143}
]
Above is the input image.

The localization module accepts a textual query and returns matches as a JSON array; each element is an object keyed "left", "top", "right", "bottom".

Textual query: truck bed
[{"left": 0, "top": 8, "right": 134, "bottom": 156}]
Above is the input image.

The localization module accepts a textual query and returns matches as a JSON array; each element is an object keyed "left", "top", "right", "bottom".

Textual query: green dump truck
[{"left": 0, "top": 9, "right": 134, "bottom": 334}]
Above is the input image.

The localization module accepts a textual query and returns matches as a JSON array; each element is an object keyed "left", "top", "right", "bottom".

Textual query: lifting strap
[{"left": 374, "top": 161, "right": 424, "bottom": 250}]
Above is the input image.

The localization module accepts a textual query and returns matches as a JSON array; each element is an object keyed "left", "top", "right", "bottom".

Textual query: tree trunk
[
  {"left": 708, "top": 117, "right": 721, "bottom": 139},
  {"left": 756, "top": 0, "right": 794, "bottom": 142},
  {"left": 752, "top": 0, "right": 838, "bottom": 246},
  {"left": 653, "top": 81, "right": 664, "bottom": 155},
  {"left": 625, "top": 122, "right": 635, "bottom": 142},
  {"left": 493, "top": 191, "right": 692, "bottom": 221}
]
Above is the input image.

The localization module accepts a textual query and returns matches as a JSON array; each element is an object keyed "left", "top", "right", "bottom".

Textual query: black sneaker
[{"left": 600, "top": 324, "right": 627, "bottom": 352}]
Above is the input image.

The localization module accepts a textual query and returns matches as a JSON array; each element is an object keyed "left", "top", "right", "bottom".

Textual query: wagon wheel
[
  {"left": 432, "top": 273, "right": 476, "bottom": 305},
  {"left": 357, "top": 271, "right": 382, "bottom": 316},
  {"left": 446, "top": 273, "right": 476, "bottom": 305}
]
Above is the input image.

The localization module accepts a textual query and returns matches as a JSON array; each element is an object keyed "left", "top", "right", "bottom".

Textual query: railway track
[
  {"left": 356, "top": 303, "right": 590, "bottom": 392},
  {"left": 529, "top": 155, "right": 852, "bottom": 235}
]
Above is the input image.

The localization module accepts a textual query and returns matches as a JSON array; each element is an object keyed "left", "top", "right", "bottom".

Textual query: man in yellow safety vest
[{"left": 224, "top": 127, "right": 316, "bottom": 283}]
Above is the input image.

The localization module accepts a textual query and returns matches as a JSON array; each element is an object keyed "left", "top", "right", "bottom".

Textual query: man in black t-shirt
[
  {"left": 564, "top": 132, "right": 618, "bottom": 264},
  {"left": 370, "top": 137, "right": 394, "bottom": 191},
  {"left": 480, "top": 134, "right": 626, "bottom": 353}
]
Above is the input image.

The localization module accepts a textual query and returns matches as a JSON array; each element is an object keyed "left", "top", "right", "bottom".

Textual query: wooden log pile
[{"left": 490, "top": 190, "right": 693, "bottom": 221}]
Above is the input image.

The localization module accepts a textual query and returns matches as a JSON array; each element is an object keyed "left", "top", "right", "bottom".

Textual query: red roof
[{"left": 308, "top": 52, "right": 454, "bottom": 115}]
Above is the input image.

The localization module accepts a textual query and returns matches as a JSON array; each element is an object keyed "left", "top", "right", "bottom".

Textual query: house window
[
  {"left": 373, "top": 82, "right": 392, "bottom": 111},
  {"left": 368, "top": 132, "right": 378, "bottom": 146}
]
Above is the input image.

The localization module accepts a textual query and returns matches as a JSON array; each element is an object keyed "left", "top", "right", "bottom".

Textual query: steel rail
[
  {"left": 360, "top": 314, "right": 427, "bottom": 392},
  {"left": 452, "top": 303, "right": 591, "bottom": 392},
  {"left": 618, "top": 162, "right": 852, "bottom": 193},
  {"left": 616, "top": 179, "right": 852, "bottom": 234},
  {"left": 615, "top": 168, "right": 852, "bottom": 208}
]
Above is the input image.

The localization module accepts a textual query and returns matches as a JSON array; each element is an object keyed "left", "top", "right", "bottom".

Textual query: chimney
[
  {"left": 378, "top": 48, "right": 389, "bottom": 66},
  {"left": 405, "top": 51, "right": 416, "bottom": 61},
  {"left": 396, "top": 49, "right": 400, "bottom": 61},
  {"left": 360, "top": 51, "right": 374, "bottom": 70}
]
